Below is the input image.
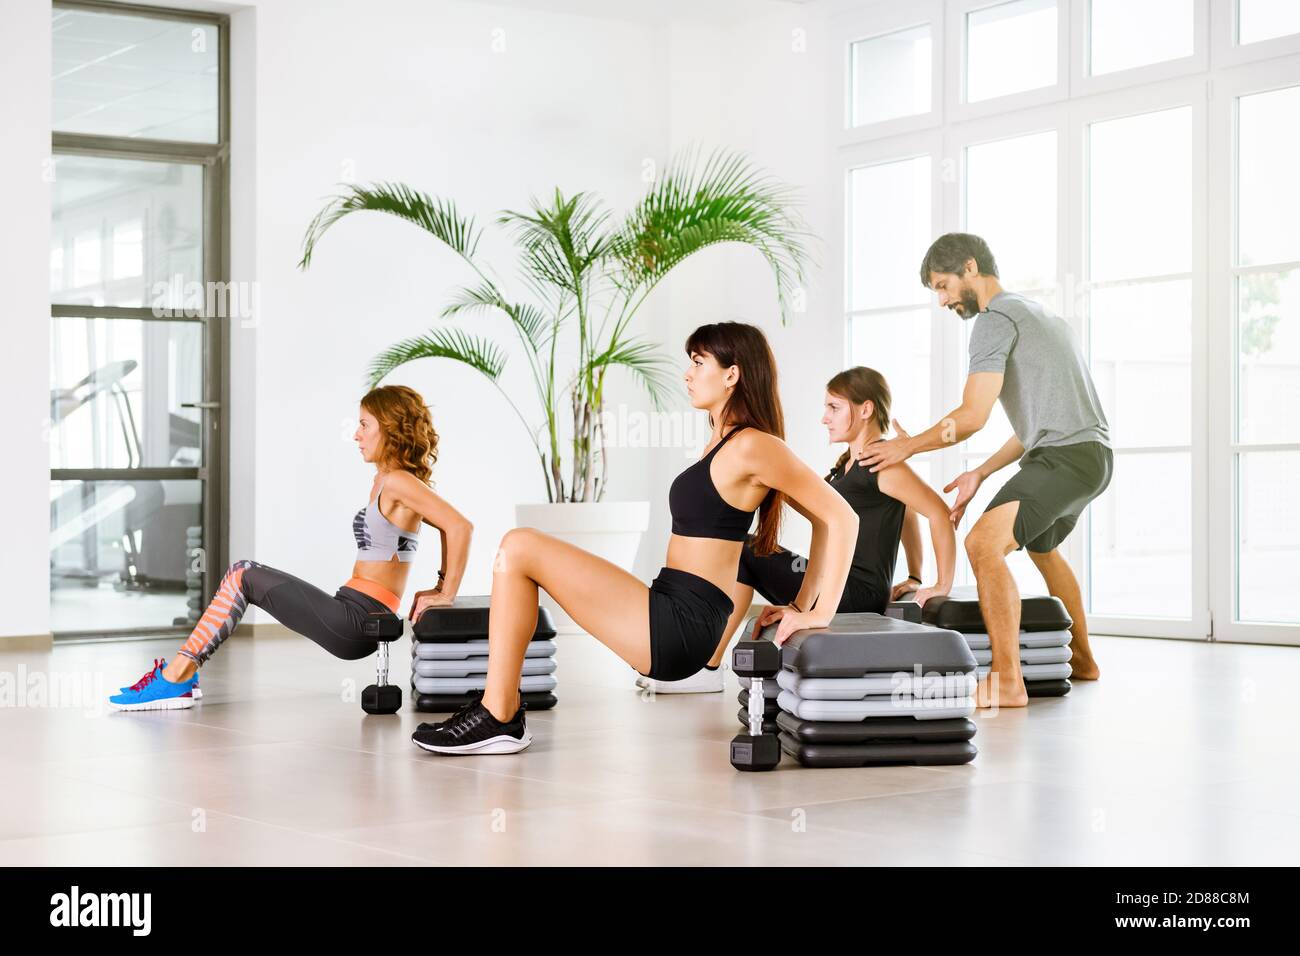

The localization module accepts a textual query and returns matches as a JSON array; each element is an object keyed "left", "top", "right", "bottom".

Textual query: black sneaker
[
  {"left": 415, "top": 690, "right": 485, "bottom": 734},
  {"left": 411, "top": 698, "right": 531, "bottom": 755}
]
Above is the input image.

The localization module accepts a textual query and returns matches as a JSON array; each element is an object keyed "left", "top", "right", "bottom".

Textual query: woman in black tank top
[
  {"left": 670, "top": 366, "right": 958, "bottom": 681},
  {"left": 412, "top": 323, "right": 866, "bottom": 756}
]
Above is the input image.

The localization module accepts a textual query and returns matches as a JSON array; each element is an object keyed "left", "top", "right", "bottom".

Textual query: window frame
[
  {"left": 943, "top": 0, "right": 1071, "bottom": 123},
  {"left": 1212, "top": 0, "right": 1300, "bottom": 67},
  {"left": 1070, "top": 0, "right": 1209, "bottom": 97},
  {"left": 834, "top": 0, "right": 945, "bottom": 146},
  {"left": 835, "top": 0, "right": 1300, "bottom": 646},
  {"left": 1208, "top": 55, "right": 1300, "bottom": 644}
]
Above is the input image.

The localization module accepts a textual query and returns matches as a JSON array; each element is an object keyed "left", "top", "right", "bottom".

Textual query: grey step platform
[
  {"left": 413, "top": 596, "right": 556, "bottom": 642},
  {"left": 975, "top": 661, "right": 1072, "bottom": 681},
  {"left": 753, "top": 613, "right": 976, "bottom": 678},
  {"left": 778, "top": 732, "right": 977, "bottom": 768},
  {"left": 776, "top": 667, "right": 976, "bottom": 701},
  {"left": 415, "top": 691, "right": 557, "bottom": 713},
  {"left": 776, "top": 711, "right": 976, "bottom": 745},
  {"left": 413, "top": 639, "right": 557, "bottom": 661},
  {"left": 778, "top": 689, "right": 975, "bottom": 722},
  {"left": 962, "top": 629, "right": 1072, "bottom": 651},
  {"left": 921, "top": 590, "right": 1071, "bottom": 634},
  {"left": 971, "top": 644, "right": 1072, "bottom": 667},
  {"left": 411, "top": 673, "right": 558, "bottom": 695},
  {"left": 1027, "top": 679, "right": 1072, "bottom": 697},
  {"left": 411, "top": 657, "right": 557, "bottom": 678}
]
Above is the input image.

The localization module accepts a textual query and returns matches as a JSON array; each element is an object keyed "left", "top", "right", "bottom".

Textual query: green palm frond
[
  {"left": 299, "top": 182, "right": 483, "bottom": 269},
  {"left": 498, "top": 189, "right": 613, "bottom": 296},
  {"left": 441, "top": 281, "right": 552, "bottom": 354},
  {"left": 610, "top": 147, "right": 813, "bottom": 323},
  {"left": 586, "top": 338, "right": 677, "bottom": 412},
  {"left": 365, "top": 327, "right": 506, "bottom": 389}
]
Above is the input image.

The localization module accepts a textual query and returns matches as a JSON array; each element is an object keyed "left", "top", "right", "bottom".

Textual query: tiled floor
[{"left": 1, "top": 628, "right": 1297, "bottom": 866}]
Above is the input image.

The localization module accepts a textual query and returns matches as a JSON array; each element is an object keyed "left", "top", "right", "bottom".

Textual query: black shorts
[
  {"left": 985, "top": 441, "right": 1114, "bottom": 553},
  {"left": 646, "top": 567, "right": 734, "bottom": 681},
  {"left": 736, "top": 541, "right": 886, "bottom": 613}
]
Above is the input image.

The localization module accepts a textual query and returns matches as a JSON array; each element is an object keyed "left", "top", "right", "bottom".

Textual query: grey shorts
[{"left": 985, "top": 441, "right": 1114, "bottom": 553}]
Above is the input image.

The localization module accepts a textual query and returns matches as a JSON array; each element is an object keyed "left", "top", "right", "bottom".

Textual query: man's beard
[{"left": 952, "top": 288, "right": 980, "bottom": 318}]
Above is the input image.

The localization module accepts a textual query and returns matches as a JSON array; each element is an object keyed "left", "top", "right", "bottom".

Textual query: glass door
[{"left": 50, "top": 2, "right": 227, "bottom": 639}]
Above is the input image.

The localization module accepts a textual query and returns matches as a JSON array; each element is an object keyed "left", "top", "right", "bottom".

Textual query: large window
[
  {"left": 1087, "top": 106, "right": 1194, "bottom": 620},
  {"left": 50, "top": 2, "right": 228, "bottom": 640},
  {"left": 1234, "top": 84, "right": 1300, "bottom": 626},
  {"left": 843, "top": 150, "right": 939, "bottom": 579},
  {"left": 834, "top": 0, "right": 1300, "bottom": 645}
]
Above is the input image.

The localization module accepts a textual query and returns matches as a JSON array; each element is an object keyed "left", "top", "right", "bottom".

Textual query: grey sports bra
[{"left": 353, "top": 476, "right": 420, "bottom": 562}]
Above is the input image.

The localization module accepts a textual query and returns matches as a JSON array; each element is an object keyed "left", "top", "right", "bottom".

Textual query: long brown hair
[
  {"left": 361, "top": 385, "right": 439, "bottom": 484},
  {"left": 684, "top": 322, "right": 785, "bottom": 555},
  {"left": 824, "top": 367, "right": 891, "bottom": 481}
]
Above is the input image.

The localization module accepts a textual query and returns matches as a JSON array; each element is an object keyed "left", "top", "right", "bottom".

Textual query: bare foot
[
  {"left": 1070, "top": 654, "right": 1100, "bottom": 681},
  {"left": 973, "top": 672, "right": 1028, "bottom": 709},
  {"left": 1071, "top": 642, "right": 1102, "bottom": 681}
]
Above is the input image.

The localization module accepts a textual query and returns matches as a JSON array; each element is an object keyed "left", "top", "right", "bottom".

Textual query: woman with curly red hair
[{"left": 109, "top": 385, "right": 473, "bottom": 711}]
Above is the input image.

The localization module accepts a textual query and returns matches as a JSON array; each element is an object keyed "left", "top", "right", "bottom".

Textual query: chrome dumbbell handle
[
  {"left": 748, "top": 676, "right": 765, "bottom": 736},
  {"left": 377, "top": 640, "right": 390, "bottom": 686}
]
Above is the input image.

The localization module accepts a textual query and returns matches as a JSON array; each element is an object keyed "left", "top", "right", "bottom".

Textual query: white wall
[
  {"left": 233, "top": 0, "right": 678, "bottom": 620},
  {"left": 1, "top": 0, "right": 831, "bottom": 640},
  {"left": 660, "top": 5, "right": 835, "bottom": 563},
  {"left": 233, "top": 0, "right": 833, "bottom": 619}
]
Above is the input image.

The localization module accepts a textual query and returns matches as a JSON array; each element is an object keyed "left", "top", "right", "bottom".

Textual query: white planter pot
[{"left": 514, "top": 501, "right": 651, "bottom": 634}]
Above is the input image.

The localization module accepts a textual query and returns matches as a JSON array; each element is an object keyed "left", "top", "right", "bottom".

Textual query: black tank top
[
  {"left": 828, "top": 450, "right": 906, "bottom": 605},
  {"left": 669, "top": 425, "right": 757, "bottom": 541}
]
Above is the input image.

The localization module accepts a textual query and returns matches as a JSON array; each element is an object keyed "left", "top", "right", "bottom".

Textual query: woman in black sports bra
[
  {"left": 412, "top": 322, "right": 862, "bottom": 756},
  {"left": 638, "top": 366, "right": 958, "bottom": 692}
]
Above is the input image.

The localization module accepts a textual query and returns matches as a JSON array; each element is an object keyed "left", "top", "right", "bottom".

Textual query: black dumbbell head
[
  {"left": 729, "top": 731, "right": 780, "bottom": 771},
  {"left": 361, "top": 683, "right": 402, "bottom": 715},
  {"left": 731, "top": 639, "right": 781, "bottom": 679}
]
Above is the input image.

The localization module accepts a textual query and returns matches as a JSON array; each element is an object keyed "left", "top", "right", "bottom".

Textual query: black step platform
[
  {"left": 921, "top": 590, "right": 1072, "bottom": 633},
  {"left": 778, "top": 732, "right": 977, "bottom": 768},
  {"left": 412, "top": 595, "right": 556, "bottom": 643},
  {"left": 775, "top": 711, "right": 977, "bottom": 745},
  {"left": 1026, "top": 679, "right": 1072, "bottom": 698}
]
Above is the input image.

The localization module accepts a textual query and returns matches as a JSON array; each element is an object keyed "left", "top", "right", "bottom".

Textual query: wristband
[{"left": 907, "top": 575, "right": 922, "bottom": 584}]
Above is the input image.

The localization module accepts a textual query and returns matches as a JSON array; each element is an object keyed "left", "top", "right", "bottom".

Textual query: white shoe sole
[
  {"left": 412, "top": 730, "right": 533, "bottom": 755},
  {"left": 118, "top": 684, "right": 200, "bottom": 699},
  {"left": 639, "top": 674, "right": 725, "bottom": 694},
  {"left": 109, "top": 696, "right": 195, "bottom": 712}
]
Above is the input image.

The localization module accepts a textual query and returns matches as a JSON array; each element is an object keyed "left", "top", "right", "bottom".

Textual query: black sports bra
[{"left": 668, "top": 425, "right": 757, "bottom": 542}]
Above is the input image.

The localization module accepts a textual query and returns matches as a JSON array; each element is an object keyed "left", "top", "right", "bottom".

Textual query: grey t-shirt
[{"left": 967, "top": 291, "right": 1110, "bottom": 451}]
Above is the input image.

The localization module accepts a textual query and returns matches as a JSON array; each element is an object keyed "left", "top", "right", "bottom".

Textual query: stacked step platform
[
  {"left": 736, "top": 613, "right": 979, "bottom": 768},
  {"left": 920, "top": 591, "right": 1074, "bottom": 698},
  {"left": 410, "top": 596, "right": 559, "bottom": 713}
]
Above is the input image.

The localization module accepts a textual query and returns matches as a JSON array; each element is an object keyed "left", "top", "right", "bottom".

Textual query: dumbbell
[
  {"left": 729, "top": 639, "right": 781, "bottom": 772},
  {"left": 360, "top": 612, "right": 406, "bottom": 715}
]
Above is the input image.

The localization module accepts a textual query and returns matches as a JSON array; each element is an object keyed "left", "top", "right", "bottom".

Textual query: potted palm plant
[{"left": 299, "top": 148, "right": 811, "bottom": 624}]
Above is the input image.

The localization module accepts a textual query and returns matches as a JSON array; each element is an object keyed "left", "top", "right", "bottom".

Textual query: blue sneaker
[
  {"left": 120, "top": 659, "right": 200, "bottom": 700},
  {"left": 109, "top": 662, "right": 196, "bottom": 711}
]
